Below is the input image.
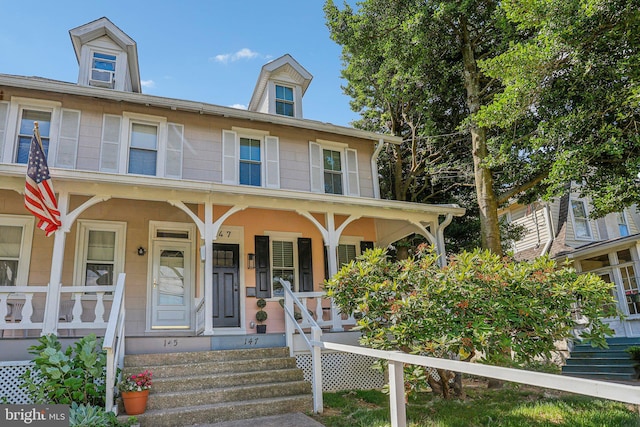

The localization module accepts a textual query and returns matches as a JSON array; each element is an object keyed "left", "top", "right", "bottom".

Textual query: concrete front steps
[
  {"left": 562, "top": 337, "right": 640, "bottom": 381},
  {"left": 118, "top": 347, "right": 312, "bottom": 427}
]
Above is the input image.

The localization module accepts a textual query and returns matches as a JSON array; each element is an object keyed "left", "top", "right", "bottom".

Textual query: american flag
[{"left": 24, "top": 132, "right": 61, "bottom": 237}]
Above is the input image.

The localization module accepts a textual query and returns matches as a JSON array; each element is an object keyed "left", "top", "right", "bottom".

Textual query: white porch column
[
  {"left": 203, "top": 200, "right": 215, "bottom": 335},
  {"left": 325, "top": 213, "right": 343, "bottom": 331},
  {"left": 41, "top": 191, "right": 69, "bottom": 335}
]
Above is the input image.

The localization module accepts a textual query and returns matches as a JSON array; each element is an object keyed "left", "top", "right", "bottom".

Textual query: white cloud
[
  {"left": 141, "top": 79, "right": 156, "bottom": 89},
  {"left": 211, "top": 48, "right": 260, "bottom": 64},
  {"left": 229, "top": 104, "right": 247, "bottom": 110}
]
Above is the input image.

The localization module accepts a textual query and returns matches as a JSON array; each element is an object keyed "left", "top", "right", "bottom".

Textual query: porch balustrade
[{"left": 0, "top": 281, "right": 120, "bottom": 337}]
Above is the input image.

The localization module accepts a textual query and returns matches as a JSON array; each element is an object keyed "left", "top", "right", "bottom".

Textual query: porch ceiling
[{"left": 0, "top": 165, "right": 465, "bottom": 221}]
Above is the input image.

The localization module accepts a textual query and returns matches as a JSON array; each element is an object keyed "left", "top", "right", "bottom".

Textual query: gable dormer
[
  {"left": 248, "top": 54, "right": 312, "bottom": 118},
  {"left": 69, "top": 17, "right": 141, "bottom": 93}
]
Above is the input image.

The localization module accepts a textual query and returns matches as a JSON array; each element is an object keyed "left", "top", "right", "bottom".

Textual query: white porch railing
[
  {"left": 291, "top": 291, "right": 356, "bottom": 330},
  {"left": 280, "top": 279, "right": 324, "bottom": 414},
  {"left": 0, "top": 282, "right": 118, "bottom": 336},
  {"left": 195, "top": 297, "right": 205, "bottom": 335},
  {"left": 315, "top": 341, "right": 640, "bottom": 427},
  {"left": 279, "top": 281, "right": 640, "bottom": 426},
  {"left": 102, "top": 273, "right": 126, "bottom": 413}
]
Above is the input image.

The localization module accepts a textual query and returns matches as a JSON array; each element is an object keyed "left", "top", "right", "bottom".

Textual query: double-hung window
[
  {"left": 239, "top": 137, "right": 261, "bottom": 186},
  {"left": 254, "top": 234, "right": 313, "bottom": 298},
  {"left": 129, "top": 122, "right": 158, "bottom": 176},
  {"left": 275, "top": 85, "right": 294, "bottom": 117},
  {"left": 309, "top": 141, "right": 360, "bottom": 196},
  {"left": 75, "top": 221, "right": 126, "bottom": 293},
  {"left": 99, "top": 112, "right": 183, "bottom": 178},
  {"left": 16, "top": 110, "right": 52, "bottom": 164},
  {"left": 222, "top": 129, "right": 280, "bottom": 188},
  {"left": 0, "top": 98, "right": 80, "bottom": 167},
  {"left": 90, "top": 52, "right": 116, "bottom": 89},
  {"left": 571, "top": 200, "right": 592, "bottom": 240},
  {"left": 323, "top": 149, "right": 343, "bottom": 195},
  {"left": 617, "top": 212, "right": 630, "bottom": 237},
  {"left": 0, "top": 216, "right": 35, "bottom": 287}
]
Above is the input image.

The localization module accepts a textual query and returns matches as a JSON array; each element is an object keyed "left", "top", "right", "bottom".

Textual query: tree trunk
[
  {"left": 459, "top": 20, "right": 502, "bottom": 255},
  {"left": 460, "top": 18, "right": 505, "bottom": 389}
]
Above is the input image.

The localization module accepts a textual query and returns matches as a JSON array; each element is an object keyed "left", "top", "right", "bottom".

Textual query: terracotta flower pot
[{"left": 121, "top": 389, "right": 149, "bottom": 415}]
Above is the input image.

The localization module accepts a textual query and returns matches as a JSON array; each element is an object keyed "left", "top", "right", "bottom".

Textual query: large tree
[
  {"left": 324, "top": 0, "right": 477, "bottom": 255},
  {"left": 325, "top": 0, "right": 545, "bottom": 254},
  {"left": 476, "top": 0, "right": 640, "bottom": 217}
]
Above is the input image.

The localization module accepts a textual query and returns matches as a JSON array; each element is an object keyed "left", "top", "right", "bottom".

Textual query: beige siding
[
  {"left": 511, "top": 204, "right": 551, "bottom": 253},
  {"left": 0, "top": 87, "right": 378, "bottom": 198}
]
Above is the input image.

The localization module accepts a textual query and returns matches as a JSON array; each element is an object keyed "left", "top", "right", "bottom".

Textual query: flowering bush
[{"left": 118, "top": 370, "right": 152, "bottom": 392}]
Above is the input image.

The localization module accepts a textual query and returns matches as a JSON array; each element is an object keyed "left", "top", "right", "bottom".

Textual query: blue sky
[{"left": 0, "top": 1, "right": 360, "bottom": 127}]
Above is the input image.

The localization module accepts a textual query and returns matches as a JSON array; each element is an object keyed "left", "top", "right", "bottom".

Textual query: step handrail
[
  {"left": 102, "top": 273, "right": 126, "bottom": 413},
  {"left": 279, "top": 278, "right": 323, "bottom": 414}
]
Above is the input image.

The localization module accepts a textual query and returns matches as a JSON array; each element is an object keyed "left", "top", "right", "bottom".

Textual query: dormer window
[
  {"left": 275, "top": 85, "right": 294, "bottom": 117},
  {"left": 90, "top": 52, "right": 116, "bottom": 89}
]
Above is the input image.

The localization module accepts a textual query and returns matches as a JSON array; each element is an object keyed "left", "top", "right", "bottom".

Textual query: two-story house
[
  {"left": 0, "top": 17, "right": 464, "bottom": 348},
  {"left": 500, "top": 191, "right": 640, "bottom": 338}
]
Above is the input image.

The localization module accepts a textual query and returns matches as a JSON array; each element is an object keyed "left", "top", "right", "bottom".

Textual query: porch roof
[
  {"left": 555, "top": 233, "right": 640, "bottom": 261},
  {"left": 0, "top": 165, "right": 465, "bottom": 221}
]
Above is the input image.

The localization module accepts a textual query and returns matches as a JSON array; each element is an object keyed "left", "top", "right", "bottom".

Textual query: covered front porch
[{"left": 0, "top": 165, "right": 464, "bottom": 341}]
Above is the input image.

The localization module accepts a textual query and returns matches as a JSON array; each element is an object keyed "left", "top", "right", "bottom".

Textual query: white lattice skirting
[
  {"left": 0, "top": 361, "right": 34, "bottom": 404},
  {"left": 295, "top": 351, "right": 385, "bottom": 392}
]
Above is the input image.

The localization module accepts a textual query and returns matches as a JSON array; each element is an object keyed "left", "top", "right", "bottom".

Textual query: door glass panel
[
  {"left": 213, "top": 249, "right": 234, "bottom": 267},
  {"left": 159, "top": 250, "right": 185, "bottom": 305}
]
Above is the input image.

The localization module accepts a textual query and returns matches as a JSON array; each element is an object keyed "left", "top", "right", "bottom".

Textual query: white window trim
[
  {"left": 224, "top": 127, "right": 279, "bottom": 188},
  {"left": 238, "top": 133, "right": 265, "bottom": 187},
  {"left": 73, "top": 220, "right": 127, "bottom": 297},
  {"left": 338, "top": 236, "right": 365, "bottom": 266},
  {"left": 617, "top": 211, "right": 630, "bottom": 237},
  {"left": 119, "top": 112, "right": 167, "bottom": 176},
  {"left": 2, "top": 97, "right": 62, "bottom": 164},
  {"left": 269, "top": 81, "right": 303, "bottom": 118},
  {"left": 79, "top": 45, "right": 126, "bottom": 91},
  {"left": 310, "top": 140, "right": 349, "bottom": 195},
  {"left": 265, "top": 231, "right": 301, "bottom": 298},
  {"left": 0, "top": 215, "right": 35, "bottom": 287},
  {"left": 569, "top": 198, "right": 594, "bottom": 241}
]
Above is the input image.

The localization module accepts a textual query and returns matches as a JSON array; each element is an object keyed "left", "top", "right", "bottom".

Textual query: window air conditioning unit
[{"left": 89, "top": 69, "right": 114, "bottom": 88}]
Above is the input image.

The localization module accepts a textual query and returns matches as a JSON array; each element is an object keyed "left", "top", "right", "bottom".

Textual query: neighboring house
[
  {"left": 499, "top": 190, "right": 640, "bottom": 337},
  {"left": 0, "top": 18, "right": 464, "bottom": 348}
]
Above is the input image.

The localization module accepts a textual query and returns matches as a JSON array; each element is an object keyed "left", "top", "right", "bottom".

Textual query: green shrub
[
  {"left": 625, "top": 345, "right": 640, "bottom": 360},
  {"left": 21, "top": 334, "right": 107, "bottom": 406},
  {"left": 326, "top": 246, "right": 618, "bottom": 397},
  {"left": 69, "top": 402, "right": 138, "bottom": 427}
]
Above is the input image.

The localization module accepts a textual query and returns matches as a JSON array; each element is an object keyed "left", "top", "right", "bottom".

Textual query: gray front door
[{"left": 212, "top": 243, "right": 240, "bottom": 327}]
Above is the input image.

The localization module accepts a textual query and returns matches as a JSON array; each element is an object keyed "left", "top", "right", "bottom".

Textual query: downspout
[
  {"left": 541, "top": 203, "right": 554, "bottom": 255},
  {"left": 371, "top": 138, "right": 385, "bottom": 199},
  {"left": 436, "top": 214, "right": 454, "bottom": 267}
]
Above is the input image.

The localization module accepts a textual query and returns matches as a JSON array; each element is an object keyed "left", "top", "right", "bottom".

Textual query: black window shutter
[
  {"left": 360, "top": 241, "right": 374, "bottom": 254},
  {"left": 255, "top": 235, "right": 271, "bottom": 298},
  {"left": 323, "top": 245, "right": 329, "bottom": 280},
  {"left": 298, "top": 237, "right": 313, "bottom": 292}
]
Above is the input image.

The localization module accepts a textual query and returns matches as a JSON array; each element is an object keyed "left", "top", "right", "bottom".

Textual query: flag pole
[{"left": 33, "top": 121, "right": 43, "bottom": 149}]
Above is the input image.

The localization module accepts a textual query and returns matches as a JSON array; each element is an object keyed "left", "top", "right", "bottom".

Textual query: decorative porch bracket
[
  {"left": 42, "top": 193, "right": 111, "bottom": 335},
  {"left": 408, "top": 213, "right": 453, "bottom": 267},
  {"left": 296, "top": 210, "right": 361, "bottom": 331},
  {"left": 169, "top": 199, "right": 247, "bottom": 335}
]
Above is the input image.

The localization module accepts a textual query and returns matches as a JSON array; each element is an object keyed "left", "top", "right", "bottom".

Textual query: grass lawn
[{"left": 311, "top": 379, "right": 640, "bottom": 427}]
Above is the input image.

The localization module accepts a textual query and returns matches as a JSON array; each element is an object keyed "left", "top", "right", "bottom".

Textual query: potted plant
[
  {"left": 256, "top": 298, "right": 268, "bottom": 334},
  {"left": 118, "top": 369, "right": 152, "bottom": 415}
]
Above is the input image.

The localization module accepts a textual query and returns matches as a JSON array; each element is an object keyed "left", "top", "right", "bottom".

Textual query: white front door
[{"left": 150, "top": 240, "right": 192, "bottom": 329}]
